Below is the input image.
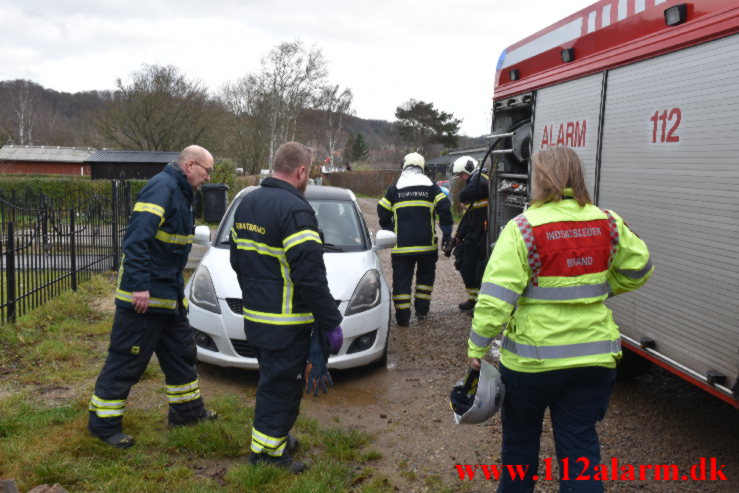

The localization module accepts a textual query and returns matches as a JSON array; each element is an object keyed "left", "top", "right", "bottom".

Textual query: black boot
[
  {"left": 395, "top": 310, "right": 410, "bottom": 326},
  {"left": 286, "top": 434, "right": 299, "bottom": 453},
  {"left": 91, "top": 431, "right": 135, "bottom": 449},
  {"left": 458, "top": 299, "right": 476, "bottom": 312},
  {"left": 169, "top": 408, "right": 218, "bottom": 428},
  {"left": 249, "top": 450, "right": 306, "bottom": 474}
]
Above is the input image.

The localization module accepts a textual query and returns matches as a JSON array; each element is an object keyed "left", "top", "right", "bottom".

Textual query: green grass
[{"left": 0, "top": 274, "right": 392, "bottom": 492}]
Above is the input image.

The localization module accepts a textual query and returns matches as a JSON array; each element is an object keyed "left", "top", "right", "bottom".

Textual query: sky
[{"left": 0, "top": 0, "right": 595, "bottom": 136}]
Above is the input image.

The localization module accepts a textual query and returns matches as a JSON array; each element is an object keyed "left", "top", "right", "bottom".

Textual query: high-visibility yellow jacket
[{"left": 468, "top": 195, "right": 653, "bottom": 372}]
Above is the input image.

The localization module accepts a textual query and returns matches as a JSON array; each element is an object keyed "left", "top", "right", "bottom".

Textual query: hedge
[
  {"left": 0, "top": 175, "right": 147, "bottom": 208},
  {"left": 323, "top": 170, "right": 400, "bottom": 198}
]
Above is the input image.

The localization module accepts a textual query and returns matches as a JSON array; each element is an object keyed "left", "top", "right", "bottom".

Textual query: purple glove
[{"left": 325, "top": 326, "right": 343, "bottom": 355}]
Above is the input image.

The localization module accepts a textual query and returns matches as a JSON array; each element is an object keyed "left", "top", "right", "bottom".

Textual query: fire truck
[{"left": 485, "top": 0, "right": 739, "bottom": 407}]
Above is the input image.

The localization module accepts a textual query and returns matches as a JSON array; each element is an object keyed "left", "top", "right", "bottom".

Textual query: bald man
[{"left": 88, "top": 145, "right": 217, "bottom": 448}]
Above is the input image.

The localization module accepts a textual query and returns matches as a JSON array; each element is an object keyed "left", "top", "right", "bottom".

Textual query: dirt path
[{"left": 198, "top": 198, "right": 739, "bottom": 492}]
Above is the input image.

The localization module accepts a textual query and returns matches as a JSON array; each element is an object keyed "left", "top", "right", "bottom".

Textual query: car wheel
[
  {"left": 371, "top": 310, "right": 390, "bottom": 369},
  {"left": 371, "top": 334, "right": 389, "bottom": 368}
]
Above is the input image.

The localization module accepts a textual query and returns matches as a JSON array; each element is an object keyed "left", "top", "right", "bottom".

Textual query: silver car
[{"left": 186, "top": 185, "right": 396, "bottom": 369}]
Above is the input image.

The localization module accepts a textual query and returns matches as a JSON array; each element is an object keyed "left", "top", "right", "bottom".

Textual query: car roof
[
  {"left": 234, "top": 183, "right": 353, "bottom": 201},
  {"left": 305, "top": 185, "right": 352, "bottom": 200}
]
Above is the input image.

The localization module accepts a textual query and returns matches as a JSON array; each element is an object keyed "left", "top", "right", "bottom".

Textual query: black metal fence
[{"left": 0, "top": 181, "right": 132, "bottom": 324}]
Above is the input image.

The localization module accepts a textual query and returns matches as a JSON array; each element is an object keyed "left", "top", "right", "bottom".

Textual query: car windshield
[{"left": 216, "top": 195, "right": 368, "bottom": 252}]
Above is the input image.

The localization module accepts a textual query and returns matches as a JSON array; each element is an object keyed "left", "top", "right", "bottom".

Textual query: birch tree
[
  {"left": 256, "top": 41, "right": 328, "bottom": 169},
  {"left": 315, "top": 84, "right": 353, "bottom": 165},
  {"left": 0, "top": 80, "right": 41, "bottom": 145},
  {"left": 220, "top": 76, "right": 271, "bottom": 174}
]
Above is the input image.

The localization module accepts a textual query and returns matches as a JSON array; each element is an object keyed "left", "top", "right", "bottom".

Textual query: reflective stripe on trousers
[
  {"left": 415, "top": 283, "right": 432, "bottom": 300},
  {"left": 251, "top": 427, "right": 288, "bottom": 457},
  {"left": 166, "top": 379, "right": 201, "bottom": 404},
  {"left": 89, "top": 394, "right": 126, "bottom": 418}
]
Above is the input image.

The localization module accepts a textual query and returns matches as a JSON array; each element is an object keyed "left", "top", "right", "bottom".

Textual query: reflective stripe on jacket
[
  {"left": 229, "top": 177, "right": 343, "bottom": 350},
  {"left": 377, "top": 177, "right": 452, "bottom": 256},
  {"left": 115, "top": 164, "right": 194, "bottom": 313},
  {"left": 468, "top": 196, "right": 653, "bottom": 372}
]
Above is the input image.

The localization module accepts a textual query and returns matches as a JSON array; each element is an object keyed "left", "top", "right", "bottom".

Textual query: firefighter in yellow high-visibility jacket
[{"left": 466, "top": 147, "right": 653, "bottom": 493}]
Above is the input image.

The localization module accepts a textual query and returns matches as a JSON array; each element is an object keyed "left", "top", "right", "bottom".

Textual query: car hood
[{"left": 200, "top": 247, "right": 379, "bottom": 302}]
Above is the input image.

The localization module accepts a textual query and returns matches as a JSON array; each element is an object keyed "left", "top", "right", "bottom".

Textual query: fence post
[
  {"left": 41, "top": 195, "right": 48, "bottom": 250},
  {"left": 124, "top": 180, "right": 132, "bottom": 217},
  {"left": 111, "top": 180, "right": 119, "bottom": 271},
  {"left": 70, "top": 209, "right": 77, "bottom": 291},
  {"left": 7, "top": 221, "right": 16, "bottom": 323}
]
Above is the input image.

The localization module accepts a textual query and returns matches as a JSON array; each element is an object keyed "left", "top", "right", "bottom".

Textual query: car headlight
[
  {"left": 189, "top": 265, "right": 221, "bottom": 314},
  {"left": 345, "top": 269, "right": 381, "bottom": 316}
]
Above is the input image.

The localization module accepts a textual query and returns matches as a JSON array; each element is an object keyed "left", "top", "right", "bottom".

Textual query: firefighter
[
  {"left": 450, "top": 155, "right": 489, "bottom": 312},
  {"left": 88, "top": 145, "right": 217, "bottom": 449},
  {"left": 378, "top": 152, "right": 453, "bottom": 326},
  {"left": 230, "top": 142, "right": 343, "bottom": 473},
  {"left": 466, "top": 147, "right": 653, "bottom": 492}
]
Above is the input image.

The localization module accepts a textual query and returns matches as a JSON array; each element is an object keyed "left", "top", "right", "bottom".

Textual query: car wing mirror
[
  {"left": 373, "top": 229, "right": 396, "bottom": 251},
  {"left": 194, "top": 225, "right": 211, "bottom": 245}
]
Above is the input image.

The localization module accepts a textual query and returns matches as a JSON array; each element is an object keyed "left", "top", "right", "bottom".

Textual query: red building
[{"left": 0, "top": 145, "right": 95, "bottom": 176}]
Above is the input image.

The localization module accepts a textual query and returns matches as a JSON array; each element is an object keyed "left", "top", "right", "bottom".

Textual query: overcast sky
[{"left": 0, "top": 0, "right": 594, "bottom": 136}]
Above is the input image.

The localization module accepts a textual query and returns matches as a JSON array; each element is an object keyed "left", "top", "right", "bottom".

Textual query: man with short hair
[
  {"left": 88, "top": 145, "right": 217, "bottom": 449},
  {"left": 230, "top": 141, "right": 343, "bottom": 473}
]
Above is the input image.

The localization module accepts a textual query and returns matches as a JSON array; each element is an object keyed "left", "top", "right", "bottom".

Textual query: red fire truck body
[{"left": 488, "top": 0, "right": 739, "bottom": 407}]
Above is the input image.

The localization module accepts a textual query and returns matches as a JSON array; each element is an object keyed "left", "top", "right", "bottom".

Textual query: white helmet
[
  {"left": 402, "top": 152, "right": 425, "bottom": 170},
  {"left": 450, "top": 360, "right": 504, "bottom": 424},
  {"left": 452, "top": 156, "right": 478, "bottom": 175}
]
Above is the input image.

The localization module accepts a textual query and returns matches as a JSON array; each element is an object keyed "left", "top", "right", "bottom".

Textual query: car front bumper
[{"left": 188, "top": 297, "right": 390, "bottom": 370}]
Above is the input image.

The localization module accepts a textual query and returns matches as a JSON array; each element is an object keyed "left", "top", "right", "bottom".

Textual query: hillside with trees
[{"left": 0, "top": 40, "right": 487, "bottom": 172}]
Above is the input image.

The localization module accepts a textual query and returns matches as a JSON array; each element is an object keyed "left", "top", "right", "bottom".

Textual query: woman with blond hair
[{"left": 465, "top": 147, "right": 653, "bottom": 492}]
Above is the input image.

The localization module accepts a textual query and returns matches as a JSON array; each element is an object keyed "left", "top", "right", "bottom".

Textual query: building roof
[
  {"left": 448, "top": 146, "right": 488, "bottom": 157},
  {"left": 426, "top": 155, "right": 453, "bottom": 166},
  {"left": 86, "top": 150, "right": 180, "bottom": 164},
  {"left": 0, "top": 145, "right": 97, "bottom": 163}
]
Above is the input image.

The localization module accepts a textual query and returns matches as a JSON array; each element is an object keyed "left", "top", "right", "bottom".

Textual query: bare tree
[
  {"left": 0, "top": 80, "right": 42, "bottom": 145},
  {"left": 315, "top": 84, "right": 353, "bottom": 165},
  {"left": 256, "top": 41, "right": 328, "bottom": 169},
  {"left": 220, "top": 76, "right": 271, "bottom": 174},
  {"left": 95, "top": 65, "right": 225, "bottom": 151}
]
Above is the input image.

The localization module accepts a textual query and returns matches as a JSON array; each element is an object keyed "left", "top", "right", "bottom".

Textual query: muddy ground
[{"left": 194, "top": 198, "right": 738, "bottom": 492}]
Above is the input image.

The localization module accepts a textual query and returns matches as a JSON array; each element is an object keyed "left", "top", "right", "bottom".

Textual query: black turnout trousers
[
  {"left": 252, "top": 329, "right": 310, "bottom": 442},
  {"left": 88, "top": 307, "right": 205, "bottom": 438},
  {"left": 391, "top": 252, "right": 438, "bottom": 324}
]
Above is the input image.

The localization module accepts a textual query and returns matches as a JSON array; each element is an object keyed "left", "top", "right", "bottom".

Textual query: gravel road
[{"left": 200, "top": 197, "right": 738, "bottom": 492}]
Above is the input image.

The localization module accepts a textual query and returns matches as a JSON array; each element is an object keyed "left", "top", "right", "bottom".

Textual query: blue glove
[
  {"left": 305, "top": 328, "right": 333, "bottom": 396},
  {"left": 325, "top": 326, "right": 343, "bottom": 355}
]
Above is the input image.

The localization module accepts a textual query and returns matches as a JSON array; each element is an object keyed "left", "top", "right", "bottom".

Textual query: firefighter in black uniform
[
  {"left": 378, "top": 152, "right": 453, "bottom": 326},
  {"left": 88, "top": 145, "right": 217, "bottom": 449},
  {"left": 451, "top": 156, "right": 489, "bottom": 312},
  {"left": 230, "top": 142, "right": 343, "bottom": 473}
]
